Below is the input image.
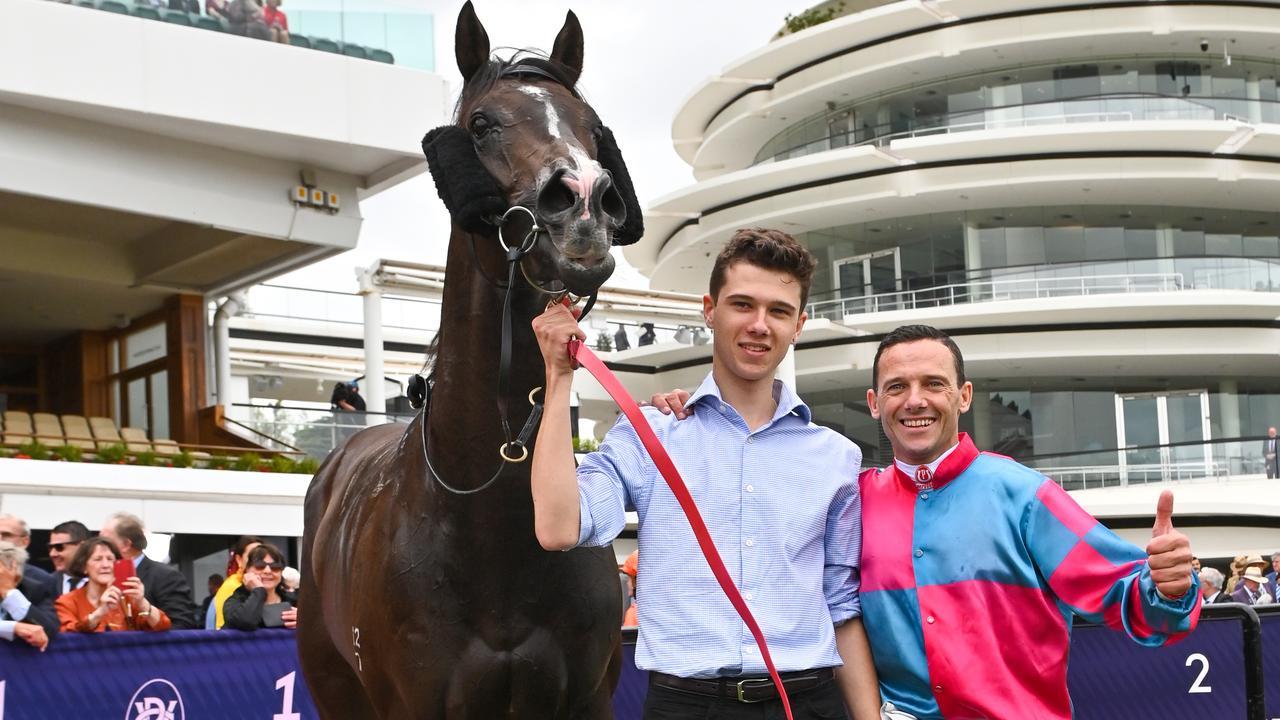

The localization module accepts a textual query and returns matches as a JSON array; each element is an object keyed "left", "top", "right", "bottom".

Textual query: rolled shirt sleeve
[
  {"left": 823, "top": 444, "right": 863, "bottom": 624},
  {"left": 575, "top": 412, "right": 657, "bottom": 548}
]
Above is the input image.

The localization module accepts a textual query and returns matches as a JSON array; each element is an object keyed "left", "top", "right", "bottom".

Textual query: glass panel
[
  {"left": 1165, "top": 392, "right": 1207, "bottom": 470},
  {"left": 111, "top": 380, "right": 121, "bottom": 427},
  {"left": 868, "top": 253, "right": 898, "bottom": 294},
  {"left": 124, "top": 324, "right": 166, "bottom": 370},
  {"left": 1122, "top": 396, "right": 1160, "bottom": 481},
  {"left": 837, "top": 260, "right": 866, "bottom": 296},
  {"left": 128, "top": 377, "right": 149, "bottom": 434},
  {"left": 108, "top": 340, "right": 119, "bottom": 375},
  {"left": 151, "top": 370, "right": 170, "bottom": 441}
]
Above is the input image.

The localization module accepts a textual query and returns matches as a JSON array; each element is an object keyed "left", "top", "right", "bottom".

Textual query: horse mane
[{"left": 455, "top": 49, "right": 583, "bottom": 119}]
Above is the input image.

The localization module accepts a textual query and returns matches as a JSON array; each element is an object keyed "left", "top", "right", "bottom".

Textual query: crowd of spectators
[
  {"left": 1199, "top": 552, "right": 1280, "bottom": 606},
  {"left": 51, "top": 0, "right": 292, "bottom": 45},
  {"left": 0, "top": 512, "right": 300, "bottom": 654}
]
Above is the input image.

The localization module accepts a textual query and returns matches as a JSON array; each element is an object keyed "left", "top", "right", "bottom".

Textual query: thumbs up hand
[{"left": 1145, "top": 490, "right": 1194, "bottom": 600}]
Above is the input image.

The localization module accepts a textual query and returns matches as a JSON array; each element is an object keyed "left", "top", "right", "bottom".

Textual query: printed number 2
[
  {"left": 1186, "top": 653, "right": 1212, "bottom": 694},
  {"left": 274, "top": 672, "right": 302, "bottom": 720}
]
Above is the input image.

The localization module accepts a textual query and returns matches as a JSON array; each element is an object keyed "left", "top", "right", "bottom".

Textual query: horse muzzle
[{"left": 537, "top": 167, "right": 624, "bottom": 295}]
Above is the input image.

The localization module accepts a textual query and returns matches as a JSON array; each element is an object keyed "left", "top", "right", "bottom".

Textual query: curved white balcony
[
  {"left": 674, "top": 0, "right": 1280, "bottom": 178},
  {"left": 631, "top": 122, "right": 1280, "bottom": 288}
]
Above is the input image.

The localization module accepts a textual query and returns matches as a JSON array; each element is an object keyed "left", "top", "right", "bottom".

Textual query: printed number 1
[
  {"left": 1186, "top": 653, "right": 1212, "bottom": 694},
  {"left": 274, "top": 672, "right": 302, "bottom": 720}
]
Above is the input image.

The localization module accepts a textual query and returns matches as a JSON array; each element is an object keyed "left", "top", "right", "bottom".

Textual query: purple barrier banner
[
  {"left": 0, "top": 614, "right": 1261, "bottom": 719},
  {"left": 0, "top": 629, "right": 318, "bottom": 720},
  {"left": 1261, "top": 608, "right": 1280, "bottom": 720}
]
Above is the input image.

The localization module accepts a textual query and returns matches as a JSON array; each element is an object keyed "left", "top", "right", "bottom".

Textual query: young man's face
[
  {"left": 867, "top": 339, "right": 973, "bottom": 466},
  {"left": 703, "top": 261, "right": 806, "bottom": 385}
]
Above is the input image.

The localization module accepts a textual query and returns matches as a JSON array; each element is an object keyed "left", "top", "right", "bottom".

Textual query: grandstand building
[
  {"left": 0, "top": 0, "right": 446, "bottom": 582},
  {"left": 621, "top": 0, "right": 1280, "bottom": 558}
]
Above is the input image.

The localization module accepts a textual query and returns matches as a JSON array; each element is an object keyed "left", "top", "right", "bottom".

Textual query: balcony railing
[
  {"left": 807, "top": 272, "right": 1183, "bottom": 319},
  {"left": 1019, "top": 435, "right": 1272, "bottom": 491},
  {"left": 228, "top": 403, "right": 416, "bottom": 460}
]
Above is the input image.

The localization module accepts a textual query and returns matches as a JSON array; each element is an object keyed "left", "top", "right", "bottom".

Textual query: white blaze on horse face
[{"left": 520, "top": 85, "right": 601, "bottom": 221}]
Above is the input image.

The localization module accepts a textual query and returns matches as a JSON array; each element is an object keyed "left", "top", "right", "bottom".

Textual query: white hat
[{"left": 1243, "top": 566, "right": 1267, "bottom": 584}]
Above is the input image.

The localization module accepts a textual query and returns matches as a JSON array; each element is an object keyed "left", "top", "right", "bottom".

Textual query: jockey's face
[{"left": 868, "top": 339, "right": 973, "bottom": 466}]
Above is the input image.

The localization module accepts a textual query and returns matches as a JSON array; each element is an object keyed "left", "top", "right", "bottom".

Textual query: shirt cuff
[
  {"left": 1, "top": 588, "right": 31, "bottom": 622},
  {"left": 0, "top": 619, "right": 14, "bottom": 641}
]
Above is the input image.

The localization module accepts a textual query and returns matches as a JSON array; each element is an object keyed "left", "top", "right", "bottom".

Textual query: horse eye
[
  {"left": 469, "top": 114, "right": 494, "bottom": 139},
  {"left": 591, "top": 126, "right": 604, "bottom": 142}
]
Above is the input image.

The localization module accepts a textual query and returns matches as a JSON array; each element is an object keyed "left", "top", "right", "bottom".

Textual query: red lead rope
[{"left": 569, "top": 340, "right": 794, "bottom": 720}]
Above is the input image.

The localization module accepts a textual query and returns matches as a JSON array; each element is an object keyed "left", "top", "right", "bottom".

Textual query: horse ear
[
  {"left": 422, "top": 125, "right": 506, "bottom": 234},
  {"left": 597, "top": 126, "right": 644, "bottom": 246},
  {"left": 549, "top": 10, "right": 584, "bottom": 88},
  {"left": 455, "top": 0, "right": 490, "bottom": 83}
]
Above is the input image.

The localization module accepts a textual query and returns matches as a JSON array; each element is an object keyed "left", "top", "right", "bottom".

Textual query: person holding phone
[
  {"left": 55, "top": 538, "right": 171, "bottom": 633},
  {"left": 221, "top": 543, "right": 297, "bottom": 630}
]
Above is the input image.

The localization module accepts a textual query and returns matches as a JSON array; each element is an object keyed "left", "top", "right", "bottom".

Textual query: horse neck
[{"left": 429, "top": 225, "right": 547, "bottom": 450}]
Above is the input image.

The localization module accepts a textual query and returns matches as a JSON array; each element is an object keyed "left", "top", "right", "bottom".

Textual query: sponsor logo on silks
[
  {"left": 125, "top": 679, "right": 185, "bottom": 720},
  {"left": 914, "top": 465, "right": 933, "bottom": 490}
]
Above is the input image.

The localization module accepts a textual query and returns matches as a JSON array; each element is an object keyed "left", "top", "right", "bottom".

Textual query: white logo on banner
[{"left": 125, "top": 679, "right": 185, "bottom": 720}]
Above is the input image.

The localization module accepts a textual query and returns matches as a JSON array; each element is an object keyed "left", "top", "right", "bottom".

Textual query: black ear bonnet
[{"left": 421, "top": 123, "right": 644, "bottom": 246}]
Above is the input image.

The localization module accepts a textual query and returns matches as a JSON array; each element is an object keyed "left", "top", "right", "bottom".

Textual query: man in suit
[
  {"left": 1231, "top": 566, "right": 1270, "bottom": 605},
  {"left": 0, "top": 540, "right": 56, "bottom": 651},
  {"left": 46, "top": 519, "right": 90, "bottom": 598},
  {"left": 1199, "top": 567, "right": 1230, "bottom": 604},
  {"left": 99, "top": 512, "right": 198, "bottom": 629},
  {"left": 1264, "top": 426, "right": 1278, "bottom": 479}
]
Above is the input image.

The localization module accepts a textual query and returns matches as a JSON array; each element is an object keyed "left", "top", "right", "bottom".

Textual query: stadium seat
[
  {"left": 2, "top": 412, "right": 32, "bottom": 446},
  {"left": 162, "top": 10, "right": 193, "bottom": 26},
  {"left": 77, "top": 0, "right": 96, "bottom": 7},
  {"left": 60, "top": 416, "right": 97, "bottom": 451},
  {"left": 120, "top": 427, "right": 153, "bottom": 453},
  {"left": 32, "top": 413, "right": 64, "bottom": 445},
  {"left": 193, "top": 14, "right": 227, "bottom": 32},
  {"left": 88, "top": 416, "right": 123, "bottom": 449},
  {"left": 368, "top": 48, "right": 395, "bottom": 64},
  {"left": 341, "top": 43, "right": 368, "bottom": 60},
  {"left": 288, "top": 33, "right": 311, "bottom": 49},
  {"left": 311, "top": 38, "right": 340, "bottom": 54},
  {"left": 97, "top": 0, "right": 130, "bottom": 14},
  {"left": 132, "top": 6, "right": 162, "bottom": 21},
  {"left": 153, "top": 438, "right": 180, "bottom": 456}
]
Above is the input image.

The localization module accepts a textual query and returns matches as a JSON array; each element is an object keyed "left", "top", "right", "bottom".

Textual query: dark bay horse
[{"left": 296, "top": 4, "right": 644, "bottom": 718}]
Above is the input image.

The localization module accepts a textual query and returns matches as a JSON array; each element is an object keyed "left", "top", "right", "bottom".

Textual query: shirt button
[
  {"left": 926, "top": 616, "right": 935, "bottom": 624},
  {"left": 743, "top": 591, "right": 753, "bottom": 600},
  {"left": 914, "top": 548, "right": 924, "bottom": 558},
  {"left": 747, "top": 436, "right": 754, "bottom": 444},
  {"left": 745, "top": 538, "right": 755, "bottom": 547},
  {"left": 935, "top": 685, "right": 943, "bottom": 693},
  {"left": 720, "top": 404, "right": 727, "bottom": 413},
  {"left": 745, "top": 484, "right": 755, "bottom": 493},
  {"left": 920, "top": 492, "right": 930, "bottom": 500},
  {"left": 744, "top": 646, "right": 755, "bottom": 653}
]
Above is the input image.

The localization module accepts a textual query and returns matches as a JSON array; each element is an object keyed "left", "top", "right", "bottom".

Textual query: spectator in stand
[
  {"left": 1225, "top": 554, "right": 1247, "bottom": 594},
  {"left": 281, "top": 566, "right": 300, "bottom": 593},
  {"left": 99, "top": 513, "right": 199, "bottom": 629},
  {"left": 222, "top": 543, "right": 297, "bottom": 630},
  {"left": 168, "top": 0, "right": 199, "bottom": 11},
  {"left": 207, "top": 535, "right": 262, "bottom": 629},
  {"left": 1263, "top": 426, "right": 1278, "bottom": 479},
  {"left": 207, "top": 0, "right": 230, "bottom": 21},
  {"left": 55, "top": 537, "right": 171, "bottom": 633},
  {"left": 621, "top": 550, "right": 638, "bottom": 627},
  {"left": 47, "top": 519, "right": 90, "bottom": 598},
  {"left": 198, "top": 573, "right": 223, "bottom": 628},
  {"left": 0, "top": 515, "right": 52, "bottom": 590},
  {"left": 0, "top": 541, "right": 56, "bottom": 651},
  {"left": 226, "top": 0, "right": 271, "bottom": 40},
  {"left": 262, "top": 0, "right": 289, "bottom": 44},
  {"left": 1231, "top": 566, "right": 1271, "bottom": 605},
  {"left": 1200, "top": 567, "right": 1229, "bottom": 604}
]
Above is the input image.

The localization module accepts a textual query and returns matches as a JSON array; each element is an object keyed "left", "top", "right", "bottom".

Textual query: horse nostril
[
  {"left": 599, "top": 182, "right": 626, "bottom": 225},
  {"left": 537, "top": 169, "right": 576, "bottom": 219}
]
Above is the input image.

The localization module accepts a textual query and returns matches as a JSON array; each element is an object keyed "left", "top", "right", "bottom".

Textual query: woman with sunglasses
[{"left": 222, "top": 543, "right": 296, "bottom": 630}]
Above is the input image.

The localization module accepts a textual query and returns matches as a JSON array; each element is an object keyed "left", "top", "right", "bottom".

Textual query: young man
[
  {"left": 531, "top": 228, "right": 880, "bottom": 719},
  {"left": 859, "top": 325, "right": 1200, "bottom": 719}
]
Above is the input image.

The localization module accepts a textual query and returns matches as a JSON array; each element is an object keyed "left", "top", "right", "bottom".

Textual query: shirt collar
[
  {"left": 891, "top": 432, "right": 980, "bottom": 491},
  {"left": 131, "top": 554, "right": 144, "bottom": 569},
  {"left": 686, "top": 372, "right": 812, "bottom": 425}
]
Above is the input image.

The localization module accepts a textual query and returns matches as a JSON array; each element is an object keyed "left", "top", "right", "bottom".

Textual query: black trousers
[{"left": 642, "top": 678, "right": 849, "bottom": 720}]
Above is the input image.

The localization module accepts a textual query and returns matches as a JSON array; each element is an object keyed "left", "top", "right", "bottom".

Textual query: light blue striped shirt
[{"left": 576, "top": 373, "right": 863, "bottom": 678}]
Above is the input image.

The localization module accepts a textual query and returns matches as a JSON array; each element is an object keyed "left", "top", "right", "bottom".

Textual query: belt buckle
[{"left": 735, "top": 677, "right": 774, "bottom": 703}]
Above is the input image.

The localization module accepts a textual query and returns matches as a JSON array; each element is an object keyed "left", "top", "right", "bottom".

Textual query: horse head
[{"left": 423, "top": 1, "right": 643, "bottom": 297}]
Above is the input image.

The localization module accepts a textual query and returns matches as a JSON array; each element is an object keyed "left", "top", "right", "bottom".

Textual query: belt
[{"left": 649, "top": 668, "right": 835, "bottom": 703}]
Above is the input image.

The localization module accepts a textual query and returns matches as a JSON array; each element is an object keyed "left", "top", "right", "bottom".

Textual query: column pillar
[
  {"left": 775, "top": 344, "right": 797, "bottom": 392},
  {"left": 970, "top": 386, "right": 992, "bottom": 450},
  {"left": 358, "top": 267, "right": 385, "bottom": 426}
]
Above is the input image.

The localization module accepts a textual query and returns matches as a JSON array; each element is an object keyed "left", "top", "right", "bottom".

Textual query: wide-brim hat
[
  {"left": 1245, "top": 553, "right": 1267, "bottom": 568},
  {"left": 1243, "top": 566, "right": 1267, "bottom": 583}
]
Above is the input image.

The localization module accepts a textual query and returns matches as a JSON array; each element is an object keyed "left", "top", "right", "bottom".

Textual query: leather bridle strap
[{"left": 568, "top": 340, "right": 794, "bottom": 720}]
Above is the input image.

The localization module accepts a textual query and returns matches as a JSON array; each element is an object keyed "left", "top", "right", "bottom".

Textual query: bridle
[{"left": 411, "top": 204, "right": 599, "bottom": 495}]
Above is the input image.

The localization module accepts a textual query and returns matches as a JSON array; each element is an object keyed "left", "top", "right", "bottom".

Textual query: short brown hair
[
  {"left": 107, "top": 512, "right": 148, "bottom": 551},
  {"left": 68, "top": 537, "right": 122, "bottom": 581},
  {"left": 709, "top": 228, "right": 817, "bottom": 308}
]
